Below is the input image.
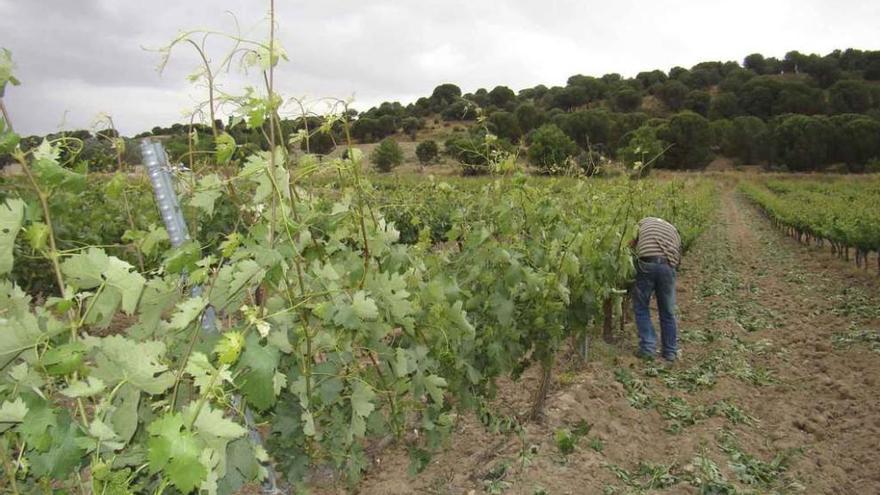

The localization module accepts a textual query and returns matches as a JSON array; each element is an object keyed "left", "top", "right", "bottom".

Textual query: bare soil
[{"left": 304, "top": 185, "right": 880, "bottom": 494}]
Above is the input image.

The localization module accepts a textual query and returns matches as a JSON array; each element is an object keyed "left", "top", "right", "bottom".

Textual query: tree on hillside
[
  {"left": 371, "top": 138, "right": 404, "bottom": 172},
  {"left": 401, "top": 117, "right": 422, "bottom": 140},
  {"left": 636, "top": 70, "right": 668, "bottom": 89},
  {"left": 415, "top": 140, "right": 439, "bottom": 166},
  {"left": 431, "top": 83, "right": 462, "bottom": 106},
  {"left": 656, "top": 80, "right": 690, "bottom": 111},
  {"left": 487, "top": 111, "right": 522, "bottom": 141},
  {"left": 684, "top": 90, "right": 711, "bottom": 117},
  {"left": 827, "top": 114, "right": 880, "bottom": 170},
  {"left": 612, "top": 88, "right": 642, "bottom": 112},
  {"left": 559, "top": 109, "right": 612, "bottom": 149},
  {"left": 708, "top": 92, "right": 741, "bottom": 120},
  {"left": 488, "top": 85, "right": 516, "bottom": 108},
  {"left": 442, "top": 99, "right": 478, "bottom": 121},
  {"left": 743, "top": 53, "right": 766, "bottom": 73},
  {"left": 656, "top": 111, "right": 712, "bottom": 169},
  {"left": 775, "top": 81, "right": 825, "bottom": 115},
  {"left": 567, "top": 75, "right": 608, "bottom": 101},
  {"left": 527, "top": 124, "right": 579, "bottom": 172},
  {"left": 771, "top": 114, "right": 831, "bottom": 171},
  {"left": 514, "top": 103, "right": 544, "bottom": 133},
  {"left": 829, "top": 80, "right": 873, "bottom": 114},
  {"left": 728, "top": 116, "right": 770, "bottom": 163}
]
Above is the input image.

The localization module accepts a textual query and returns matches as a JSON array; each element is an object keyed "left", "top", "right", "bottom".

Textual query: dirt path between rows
[{"left": 323, "top": 184, "right": 880, "bottom": 495}]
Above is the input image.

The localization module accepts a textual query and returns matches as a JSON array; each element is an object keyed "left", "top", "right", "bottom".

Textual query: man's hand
[{"left": 628, "top": 237, "right": 638, "bottom": 249}]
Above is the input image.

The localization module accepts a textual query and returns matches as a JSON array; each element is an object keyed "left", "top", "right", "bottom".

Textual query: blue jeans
[{"left": 632, "top": 260, "right": 678, "bottom": 360}]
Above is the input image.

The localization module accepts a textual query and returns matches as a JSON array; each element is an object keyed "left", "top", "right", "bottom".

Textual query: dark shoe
[{"left": 633, "top": 350, "right": 656, "bottom": 361}]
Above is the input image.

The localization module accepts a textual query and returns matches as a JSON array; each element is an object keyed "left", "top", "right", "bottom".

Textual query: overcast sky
[{"left": 2, "top": 0, "right": 879, "bottom": 136}]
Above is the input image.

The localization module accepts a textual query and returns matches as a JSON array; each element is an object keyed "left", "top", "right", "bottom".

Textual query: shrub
[
  {"left": 415, "top": 140, "right": 439, "bottom": 166},
  {"left": 617, "top": 125, "right": 667, "bottom": 177},
  {"left": 371, "top": 138, "right": 403, "bottom": 172},
  {"left": 527, "top": 124, "right": 579, "bottom": 173},
  {"left": 402, "top": 117, "right": 422, "bottom": 140}
]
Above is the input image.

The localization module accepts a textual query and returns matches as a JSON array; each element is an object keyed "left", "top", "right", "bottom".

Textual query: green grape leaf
[
  {"left": 0, "top": 397, "right": 27, "bottom": 432},
  {"left": 235, "top": 333, "right": 280, "bottom": 411},
  {"left": 30, "top": 140, "right": 86, "bottom": 192},
  {"left": 18, "top": 393, "right": 57, "bottom": 451},
  {"left": 214, "top": 132, "right": 236, "bottom": 164},
  {"left": 209, "top": 260, "right": 263, "bottom": 313},
  {"left": 110, "top": 384, "right": 140, "bottom": 445},
  {"left": 147, "top": 413, "right": 208, "bottom": 494},
  {"left": 61, "top": 248, "right": 145, "bottom": 325},
  {"left": 0, "top": 198, "right": 24, "bottom": 275},
  {"left": 24, "top": 221, "right": 49, "bottom": 252},
  {"left": 0, "top": 281, "right": 54, "bottom": 369},
  {"left": 136, "top": 277, "right": 179, "bottom": 332},
  {"left": 186, "top": 351, "right": 232, "bottom": 394},
  {"left": 351, "top": 290, "right": 379, "bottom": 320},
  {"left": 168, "top": 296, "right": 207, "bottom": 331},
  {"left": 30, "top": 411, "right": 86, "bottom": 478},
  {"left": 185, "top": 403, "right": 246, "bottom": 439},
  {"left": 190, "top": 173, "right": 223, "bottom": 217},
  {"left": 423, "top": 374, "right": 447, "bottom": 405},
  {"left": 213, "top": 331, "right": 244, "bottom": 365},
  {"left": 91, "top": 335, "right": 175, "bottom": 395},
  {"left": 40, "top": 341, "right": 85, "bottom": 376},
  {"left": 60, "top": 376, "right": 106, "bottom": 398},
  {"left": 350, "top": 382, "right": 376, "bottom": 418},
  {"left": 88, "top": 418, "right": 125, "bottom": 450}
]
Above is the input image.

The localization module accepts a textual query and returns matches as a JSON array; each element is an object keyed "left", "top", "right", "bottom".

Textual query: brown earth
[{"left": 296, "top": 184, "right": 880, "bottom": 494}]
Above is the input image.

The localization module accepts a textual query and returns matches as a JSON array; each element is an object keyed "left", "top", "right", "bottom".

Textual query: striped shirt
[{"left": 636, "top": 217, "right": 682, "bottom": 267}]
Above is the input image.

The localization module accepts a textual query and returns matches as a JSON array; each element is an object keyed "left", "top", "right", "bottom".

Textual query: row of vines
[
  {"left": 740, "top": 177, "right": 880, "bottom": 272},
  {"left": 0, "top": 8, "right": 717, "bottom": 494}
]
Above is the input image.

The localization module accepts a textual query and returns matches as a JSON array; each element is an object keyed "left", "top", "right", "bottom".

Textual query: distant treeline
[{"left": 7, "top": 48, "right": 880, "bottom": 173}]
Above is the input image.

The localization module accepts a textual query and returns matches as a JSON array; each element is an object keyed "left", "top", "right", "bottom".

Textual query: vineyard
[
  {"left": 741, "top": 177, "right": 880, "bottom": 271},
  {"left": 0, "top": 131, "right": 720, "bottom": 492}
]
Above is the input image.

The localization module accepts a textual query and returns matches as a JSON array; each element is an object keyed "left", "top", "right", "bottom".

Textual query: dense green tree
[
  {"left": 708, "top": 92, "right": 741, "bottom": 120},
  {"left": 775, "top": 81, "right": 825, "bottom": 115},
  {"left": 442, "top": 99, "right": 478, "bottom": 121},
  {"left": 415, "top": 139, "right": 439, "bottom": 165},
  {"left": 612, "top": 88, "right": 642, "bottom": 112},
  {"left": 829, "top": 80, "right": 873, "bottom": 114},
  {"left": 617, "top": 125, "right": 668, "bottom": 176},
  {"left": 488, "top": 85, "right": 517, "bottom": 108},
  {"left": 401, "top": 117, "right": 422, "bottom": 140},
  {"left": 514, "top": 103, "right": 544, "bottom": 133},
  {"left": 487, "top": 111, "right": 522, "bottom": 141},
  {"left": 743, "top": 53, "right": 766, "bottom": 73},
  {"left": 728, "top": 116, "right": 769, "bottom": 163},
  {"left": 719, "top": 68, "right": 755, "bottom": 92},
  {"left": 684, "top": 90, "right": 711, "bottom": 117},
  {"left": 559, "top": 109, "right": 612, "bottom": 149},
  {"left": 527, "top": 124, "right": 579, "bottom": 172},
  {"left": 738, "top": 77, "right": 782, "bottom": 119},
  {"left": 771, "top": 114, "right": 831, "bottom": 170},
  {"left": 827, "top": 114, "right": 880, "bottom": 170},
  {"left": 371, "top": 138, "right": 404, "bottom": 172},
  {"left": 656, "top": 111, "right": 712, "bottom": 169},
  {"left": 431, "top": 83, "right": 462, "bottom": 106},
  {"left": 609, "top": 112, "right": 649, "bottom": 152},
  {"left": 656, "top": 80, "right": 690, "bottom": 111},
  {"left": 635, "top": 70, "right": 668, "bottom": 89},
  {"left": 566, "top": 75, "right": 608, "bottom": 101}
]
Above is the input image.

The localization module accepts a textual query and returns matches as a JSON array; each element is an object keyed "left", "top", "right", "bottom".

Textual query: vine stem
[
  {"left": 15, "top": 152, "right": 69, "bottom": 300},
  {"left": 0, "top": 439, "right": 21, "bottom": 495},
  {"left": 0, "top": 98, "right": 13, "bottom": 133}
]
